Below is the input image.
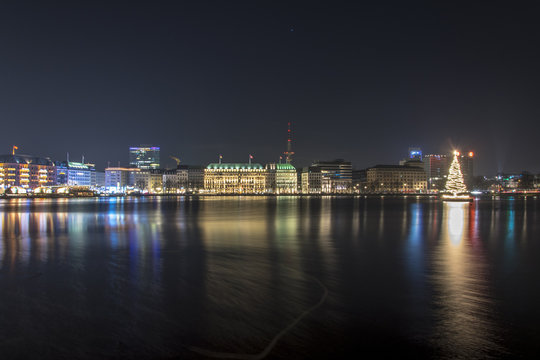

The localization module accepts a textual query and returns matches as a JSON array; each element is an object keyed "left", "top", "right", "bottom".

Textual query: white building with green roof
[{"left": 265, "top": 163, "right": 297, "bottom": 194}]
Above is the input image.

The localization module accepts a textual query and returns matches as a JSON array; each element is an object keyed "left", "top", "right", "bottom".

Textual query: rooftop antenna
[
  {"left": 249, "top": 154, "right": 253, "bottom": 165},
  {"left": 67, "top": 152, "right": 69, "bottom": 162},
  {"left": 219, "top": 154, "right": 222, "bottom": 164},
  {"left": 283, "top": 121, "right": 295, "bottom": 164},
  {"left": 82, "top": 155, "right": 85, "bottom": 164},
  {"left": 12, "top": 145, "right": 18, "bottom": 155},
  {"left": 107, "top": 161, "right": 110, "bottom": 168}
]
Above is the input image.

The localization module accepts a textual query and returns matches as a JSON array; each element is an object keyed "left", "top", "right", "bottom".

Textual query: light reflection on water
[
  {"left": 0, "top": 196, "right": 539, "bottom": 358},
  {"left": 431, "top": 202, "right": 504, "bottom": 358}
]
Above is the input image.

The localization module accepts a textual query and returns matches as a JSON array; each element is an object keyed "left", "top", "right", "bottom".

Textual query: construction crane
[{"left": 170, "top": 155, "right": 181, "bottom": 168}]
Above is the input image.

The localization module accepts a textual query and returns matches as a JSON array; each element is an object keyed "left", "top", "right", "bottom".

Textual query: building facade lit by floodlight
[
  {"left": 204, "top": 163, "right": 266, "bottom": 194},
  {"left": 129, "top": 146, "right": 160, "bottom": 169}
]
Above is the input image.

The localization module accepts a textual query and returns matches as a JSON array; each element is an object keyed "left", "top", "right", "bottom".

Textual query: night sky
[{"left": 1, "top": 1, "right": 539, "bottom": 175}]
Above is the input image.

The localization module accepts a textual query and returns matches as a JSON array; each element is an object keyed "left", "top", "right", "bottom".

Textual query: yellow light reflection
[{"left": 434, "top": 201, "right": 502, "bottom": 357}]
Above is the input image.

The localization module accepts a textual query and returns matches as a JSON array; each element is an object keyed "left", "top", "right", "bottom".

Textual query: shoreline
[{"left": 0, "top": 193, "right": 537, "bottom": 200}]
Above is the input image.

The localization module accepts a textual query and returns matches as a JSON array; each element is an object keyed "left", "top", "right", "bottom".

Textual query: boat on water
[{"left": 440, "top": 193, "right": 473, "bottom": 202}]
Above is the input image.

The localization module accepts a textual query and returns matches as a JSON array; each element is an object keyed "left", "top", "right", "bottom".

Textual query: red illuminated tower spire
[{"left": 283, "top": 121, "right": 295, "bottom": 164}]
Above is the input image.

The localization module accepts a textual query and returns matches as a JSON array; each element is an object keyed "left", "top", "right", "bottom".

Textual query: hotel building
[{"left": 204, "top": 163, "right": 266, "bottom": 194}]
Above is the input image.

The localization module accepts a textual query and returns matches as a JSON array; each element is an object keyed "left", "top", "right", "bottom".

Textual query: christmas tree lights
[{"left": 442, "top": 151, "right": 470, "bottom": 200}]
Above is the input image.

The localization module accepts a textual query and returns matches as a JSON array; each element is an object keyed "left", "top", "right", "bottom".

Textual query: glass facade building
[
  {"left": 129, "top": 146, "right": 160, "bottom": 169},
  {"left": 56, "top": 161, "right": 95, "bottom": 186}
]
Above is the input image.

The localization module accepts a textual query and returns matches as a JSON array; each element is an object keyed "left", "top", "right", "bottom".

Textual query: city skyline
[{"left": 1, "top": 2, "right": 539, "bottom": 175}]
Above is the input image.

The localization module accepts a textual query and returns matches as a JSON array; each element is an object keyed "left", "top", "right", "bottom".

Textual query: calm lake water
[{"left": 0, "top": 196, "right": 539, "bottom": 359}]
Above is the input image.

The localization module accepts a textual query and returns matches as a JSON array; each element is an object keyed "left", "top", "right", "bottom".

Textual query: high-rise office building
[{"left": 129, "top": 146, "right": 160, "bottom": 169}]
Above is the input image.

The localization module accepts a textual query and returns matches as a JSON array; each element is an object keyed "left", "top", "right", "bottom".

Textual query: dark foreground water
[{"left": 0, "top": 196, "right": 539, "bottom": 359}]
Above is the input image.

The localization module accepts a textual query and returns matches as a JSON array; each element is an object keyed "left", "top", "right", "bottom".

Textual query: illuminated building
[
  {"left": 105, "top": 167, "right": 138, "bottom": 190},
  {"left": 204, "top": 163, "right": 266, "bottom": 194},
  {"left": 162, "top": 165, "right": 204, "bottom": 193},
  {"left": 408, "top": 147, "right": 422, "bottom": 160},
  {"left": 56, "top": 161, "right": 95, "bottom": 186},
  {"left": 162, "top": 169, "right": 187, "bottom": 192},
  {"left": 366, "top": 164, "right": 427, "bottom": 193},
  {"left": 400, "top": 147, "right": 423, "bottom": 166},
  {"left": 423, "top": 154, "right": 449, "bottom": 191},
  {"left": 132, "top": 169, "right": 163, "bottom": 192},
  {"left": 184, "top": 165, "right": 204, "bottom": 192},
  {"left": 129, "top": 146, "right": 160, "bottom": 169},
  {"left": 265, "top": 163, "right": 297, "bottom": 194},
  {"left": 0, "top": 154, "right": 56, "bottom": 189},
  {"left": 458, "top": 151, "right": 474, "bottom": 187},
  {"left": 301, "top": 166, "right": 322, "bottom": 194},
  {"left": 311, "top": 159, "right": 352, "bottom": 194},
  {"left": 92, "top": 171, "right": 105, "bottom": 187},
  {"left": 352, "top": 169, "right": 367, "bottom": 193}
]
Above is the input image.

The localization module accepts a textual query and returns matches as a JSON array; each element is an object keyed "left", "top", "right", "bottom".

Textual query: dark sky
[{"left": 1, "top": 1, "right": 539, "bottom": 175}]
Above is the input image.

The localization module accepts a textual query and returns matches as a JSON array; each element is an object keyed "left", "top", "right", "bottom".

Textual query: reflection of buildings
[
  {"left": 265, "top": 163, "right": 297, "bottom": 194},
  {"left": 204, "top": 163, "right": 266, "bottom": 194},
  {"left": 0, "top": 154, "right": 56, "bottom": 189},
  {"left": 129, "top": 146, "right": 160, "bottom": 169}
]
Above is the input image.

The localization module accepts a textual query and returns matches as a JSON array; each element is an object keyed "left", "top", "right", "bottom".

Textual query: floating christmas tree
[{"left": 443, "top": 151, "right": 468, "bottom": 199}]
